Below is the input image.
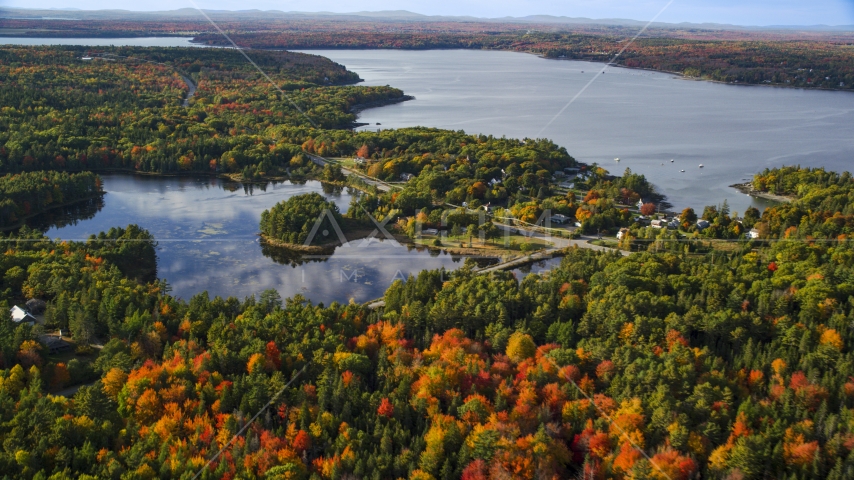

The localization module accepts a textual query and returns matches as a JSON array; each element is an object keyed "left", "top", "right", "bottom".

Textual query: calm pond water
[
  {"left": 33, "top": 175, "right": 468, "bottom": 304},
  {"left": 299, "top": 49, "right": 854, "bottom": 213},
  {"left": 511, "top": 256, "right": 564, "bottom": 280}
]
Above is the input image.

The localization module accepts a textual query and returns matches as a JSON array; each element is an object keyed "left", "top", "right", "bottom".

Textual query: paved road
[
  {"left": 305, "top": 153, "right": 394, "bottom": 192},
  {"left": 181, "top": 75, "right": 197, "bottom": 107},
  {"left": 474, "top": 249, "right": 555, "bottom": 275},
  {"left": 474, "top": 227, "right": 627, "bottom": 276},
  {"left": 569, "top": 236, "right": 630, "bottom": 255},
  {"left": 494, "top": 223, "right": 572, "bottom": 249},
  {"left": 54, "top": 380, "right": 97, "bottom": 397},
  {"left": 495, "top": 223, "right": 628, "bottom": 254}
]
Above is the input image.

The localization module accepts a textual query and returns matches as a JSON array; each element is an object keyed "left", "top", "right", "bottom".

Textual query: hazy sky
[{"left": 3, "top": 0, "right": 854, "bottom": 26}]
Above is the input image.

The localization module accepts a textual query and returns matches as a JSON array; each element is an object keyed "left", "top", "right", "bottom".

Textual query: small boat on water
[
  {"left": 699, "top": 164, "right": 704, "bottom": 168},
  {"left": 671, "top": 159, "right": 675, "bottom": 163},
  {"left": 680, "top": 169, "right": 685, "bottom": 172},
  {"left": 615, "top": 158, "right": 620, "bottom": 162}
]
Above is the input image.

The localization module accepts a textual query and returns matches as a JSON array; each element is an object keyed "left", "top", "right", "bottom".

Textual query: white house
[
  {"left": 651, "top": 219, "right": 665, "bottom": 229},
  {"left": 353, "top": 156, "right": 366, "bottom": 165},
  {"left": 748, "top": 228, "right": 761, "bottom": 239},
  {"left": 10, "top": 306, "right": 35, "bottom": 326},
  {"left": 617, "top": 228, "right": 630, "bottom": 240},
  {"left": 696, "top": 220, "right": 710, "bottom": 230},
  {"left": 637, "top": 199, "right": 645, "bottom": 210},
  {"left": 400, "top": 173, "right": 415, "bottom": 181},
  {"left": 423, "top": 228, "right": 439, "bottom": 236}
]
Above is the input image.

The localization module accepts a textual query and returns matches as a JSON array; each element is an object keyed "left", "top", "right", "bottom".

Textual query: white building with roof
[{"left": 10, "top": 306, "right": 36, "bottom": 326}]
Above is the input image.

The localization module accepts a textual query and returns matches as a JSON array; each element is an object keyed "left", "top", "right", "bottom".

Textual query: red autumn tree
[
  {"left": 640, "top": 203, "right": 656, "bottom": 215},
  {"left": 461, "top": 460, "right": 489, "bottom": 480},
  {"left": 377, "top": 397, "right": 394, "bottom": 418},
  {"left": 595, "top": 360, "right": 615, "bottom": 381},
  {"left": 264, "top": 341, "right": 281, "bottom": 370},
  {"left": 292, "top": 429, "right": 311, "bottom": 452},
  {"left": 50, "top": 363, "right": 71, "bottom": 390},
  {"left": 588, "top": 432, "right": 611, "bottom": 459},
  {"left": 613, "top": 442, "right": 642, "bottom": 473}
]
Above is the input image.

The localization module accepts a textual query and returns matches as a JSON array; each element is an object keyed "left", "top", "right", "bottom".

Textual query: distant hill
[{"left": 2, "top": 7, "right": 852, "bottom": 32}]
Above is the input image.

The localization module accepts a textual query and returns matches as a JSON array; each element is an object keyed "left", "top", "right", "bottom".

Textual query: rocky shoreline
[
  {"left": 730, "top": 182, "right": 794, "bottom": 203},
  {"left": 349, "top": 95, "right": 415, "bottom": 114}
]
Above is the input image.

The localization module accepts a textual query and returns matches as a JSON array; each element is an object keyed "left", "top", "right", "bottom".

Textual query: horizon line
[{"left": 2, "top": 6, "right": 854, "bottom": 30}]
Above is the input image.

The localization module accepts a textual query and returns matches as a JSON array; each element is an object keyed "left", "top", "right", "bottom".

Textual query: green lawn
[{"left": 413, "top": 233, "right": 551, "bottom": 252}]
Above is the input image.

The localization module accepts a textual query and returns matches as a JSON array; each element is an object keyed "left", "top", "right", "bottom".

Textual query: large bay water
[
  {"left": 298, "top": 49, "right": 854, "bottom": 213},
  {"left": 34, "top": 175, "right": 466, "bottom": 303},
  {"left": 0, "top": 37, "right": 202, "bottom": 47}
]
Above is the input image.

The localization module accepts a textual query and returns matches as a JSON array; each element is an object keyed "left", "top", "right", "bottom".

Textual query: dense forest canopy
[{"left": 3, "top": 223, "right": 854, "bottom": 478}]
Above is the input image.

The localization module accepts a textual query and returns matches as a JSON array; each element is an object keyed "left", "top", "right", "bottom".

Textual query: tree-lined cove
[
  {"left": 3, "top": 39, "right": 854, "bottom": 479},
  {"left": 35, "top": 175, "right": 469, "bottom": 303}
]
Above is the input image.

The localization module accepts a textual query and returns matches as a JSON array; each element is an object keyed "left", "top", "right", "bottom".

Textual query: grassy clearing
[{"left": 412, "top": 233, "right": 551, "bottom": 253}]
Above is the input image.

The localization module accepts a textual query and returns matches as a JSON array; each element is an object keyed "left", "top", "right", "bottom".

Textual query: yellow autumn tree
[
  {"left": 103, "top": 368, "right": 128, "bottom": 399},
  {"left": 247, "top": 353, "right": 266, "bottom": 374},
  {"left": 506, "top": 332, "right": 536, "bottom": 363},
  {"left": 1, "top": 364, "right": 27, "bottom": 397},
  {"left": 820, "top": 329, "right": 844, "bottom": 350},
  {"left": 610, "top": 398, "right": 646, "bottom": 448}
]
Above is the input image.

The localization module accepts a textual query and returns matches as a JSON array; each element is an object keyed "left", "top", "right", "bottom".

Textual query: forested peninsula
[{"left": 0, "top": 171, "right": 103, "bottom": 230}]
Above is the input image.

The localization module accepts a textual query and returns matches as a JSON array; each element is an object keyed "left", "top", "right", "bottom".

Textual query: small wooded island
[{"left": 260, "top": 193, "right": 353, "bottom": 252}]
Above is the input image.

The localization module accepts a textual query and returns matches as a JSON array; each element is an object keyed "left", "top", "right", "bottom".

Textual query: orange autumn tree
[{"left": 356, "top": 144, "right": 370, "bottom": 158}]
